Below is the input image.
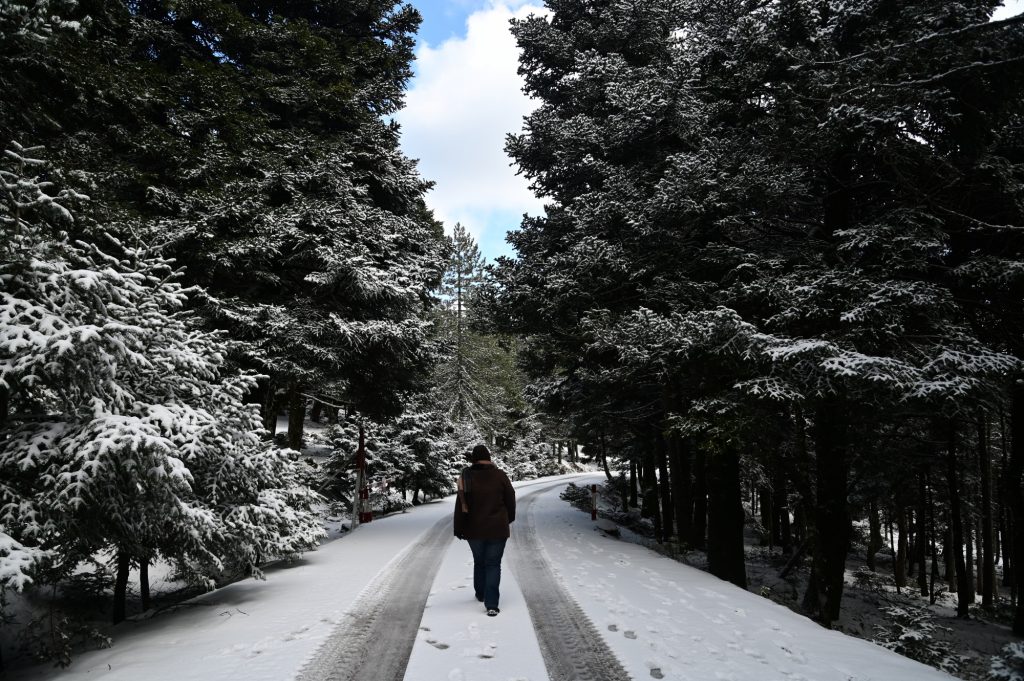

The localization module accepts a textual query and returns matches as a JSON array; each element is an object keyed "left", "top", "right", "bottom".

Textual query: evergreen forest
[{"left": 2, "top": 0, "right": 1024, "bottom": 676}]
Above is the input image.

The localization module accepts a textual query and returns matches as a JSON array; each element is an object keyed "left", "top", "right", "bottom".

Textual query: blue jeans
[{"left": 467, "top": 538, "right": 507, "bottom": 610}]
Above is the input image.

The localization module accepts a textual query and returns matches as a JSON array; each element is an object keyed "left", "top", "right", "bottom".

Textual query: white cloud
[{"left": 397, "top": 1, "right": 547, "bottom": 242}]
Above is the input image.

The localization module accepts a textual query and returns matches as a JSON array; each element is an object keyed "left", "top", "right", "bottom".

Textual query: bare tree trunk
[
  {"left": 670, "top": 433, "right": 692, "bottom": 545},
  {"left": 945, "top": 421, "right": 971, "bottom": 618},
  {"left": 656, "top": 432, "right": 674, "bottom": 540},
  {"left": 287, "top": 386, "right": 305, "bottom": 451},
  {"left": 1008, "top": 378, "right": 1024, "bottom": 634},
  {"left": 917, "top": 471, "right": 929, "bottom": 596},
  {"left": 140, "top": 558, "right": 151, "bottom": 611},
  {"left": 777, "top": 468, "right": 793, "bottom": 554},
  {"left": 867, "top": 500, "right": 883, "bottom": 572},
  {"left": 629, "top": 457, "right": 639, "bottom": 508},
  {"left": 895, "top": 504, "right": 908, "bottom": 591},
  {"left": 805, "top": 396, "right": 850, "bottom": 625},
  {"left": 261, "top": 379, "right": 278, "bottom": 436},
  {"left": 707, "top": 448, "right": 747, "bottom": 588},
  {"left": 310, "top": 399, "right": 323, "bottom": 423},
  {"left": 691, "top": 448, "right": 708, "bottom": 549},
  {"left": 599, "top": 432, "right": 613, "bottom": 482},
  {"left": 113, "top": 551, "right": 131, "bottom": 624},
  {"left": 642, "top": 446, "right": 662, "bottom": 542}
]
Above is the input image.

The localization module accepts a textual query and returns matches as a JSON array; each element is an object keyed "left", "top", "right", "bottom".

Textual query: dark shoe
[{"left": 486, "top": 608, "right": 499, "bottom": 617}]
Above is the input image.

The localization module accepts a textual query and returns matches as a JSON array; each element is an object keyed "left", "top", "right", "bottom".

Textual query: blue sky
[
  {"left": 397, "top": 0, "right": 1024, "bottom": 263},
  {"left": 396, "top": 0, "right": 547, "bottom": 263}
]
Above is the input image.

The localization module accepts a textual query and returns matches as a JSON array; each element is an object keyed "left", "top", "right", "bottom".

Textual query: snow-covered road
[{"left": 11, "top": 473, "right": 959, "bottom": 681}]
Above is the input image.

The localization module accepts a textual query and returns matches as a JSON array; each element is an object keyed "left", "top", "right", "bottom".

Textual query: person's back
[
  {"left": 453, "top": 445, "right": 516, "bottom": 616},
  {"left": 455, "top": 462, "right": 516, "bottom": 540}
]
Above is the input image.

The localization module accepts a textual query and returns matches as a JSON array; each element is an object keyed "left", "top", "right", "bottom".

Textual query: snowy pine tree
[{"left": 0, "top": 145, "right": 324, "bottom": 623}]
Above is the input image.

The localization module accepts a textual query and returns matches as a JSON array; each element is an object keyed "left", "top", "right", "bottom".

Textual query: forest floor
[{"left": 589, "top": 483, "right": 1020, "bottom": 681}]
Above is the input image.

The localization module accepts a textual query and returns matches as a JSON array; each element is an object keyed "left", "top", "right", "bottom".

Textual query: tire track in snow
[
  {"left": 509, "top": 483, "right": 633, "bottom": 681},
  {"left": 295, "top": 515, "right": 453, "bottom": 681}
]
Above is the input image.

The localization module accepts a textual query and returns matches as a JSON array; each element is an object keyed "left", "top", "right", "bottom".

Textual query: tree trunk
[
  {"left": 966, "top": 520, "right": 976, "bottom": 602},
  {"left": 113, "top": 550, "right": 131, "bottom": 624},
  {"left": 287, "top": 386, "right": 305, "bottom": 450},
  {"left": 706, "top": 448, "right": 747, "bottom": 588},
  {"left": 310, "top": 399, "right": 323, "bottom": 423},
  {"left": 656, "top": 432, "right": 674, "bottom": 540},
  {"left": 906, "top": 507, "right": 916, "bottom": 579},
  {"left": 629, "top": 458, "right": 639, "bottom": 508},
  {"left": 261, "top": 379, "right": 278, "bottom": 436},
  {"left": 760, "top": 486, "right": 773, "bottom": 548},
  {"left": 691, "top": 447, "right": 708, "bottom": 549},
  {"left": 895, "top": 504, "right": 908, "bottom": 591},
  {"left": 916, "top": 471, "right": 929, "bottom": 596},
  {"left": 867, "top": 500, "right": 883, "bottom": 572},
  {"left": 777, "top": 468, "right": 793, "bottom": 554},
  {"left": 945, "top": 421, "right": 971, "bottom": 618},
  {"left": 642, "top": 446, "right": 663, "bottom": 542},
  {"left": 140, "top": 558, "right": 151, "bottom": 611},
  {"left": 1008, "top": 378, "right": 1024, "bottom": 634},
  {"left": 0, "top": 384, "right": 8, "bottom": 429},
  {"left": 670, "top": 433, "right": 692, "bottom": 545},
  {"left": 599, "top": 433, "right": 613, "bottom": 482},
  {"left": 806, "top": 396, "right": 850, "bottom": 625}
]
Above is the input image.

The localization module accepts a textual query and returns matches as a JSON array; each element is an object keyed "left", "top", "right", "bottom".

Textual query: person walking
[{"left": 454, "top": 444, "right": 516, "bottom": 616}]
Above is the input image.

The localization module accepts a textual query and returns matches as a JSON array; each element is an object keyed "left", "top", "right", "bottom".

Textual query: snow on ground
[
  {"left": 10, "top": 472, "right": 965, "bottom": 681},
  {"left": 405, "top": 540, "right": 547, "bottom": 681},
  {"left": 537, "top": 474, "right": 958, "bottom": 681},
  {"left": 6, "top": 474, "right": 584, "bottom": 681}
]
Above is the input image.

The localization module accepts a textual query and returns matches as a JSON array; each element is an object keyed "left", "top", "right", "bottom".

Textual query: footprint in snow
[
  {"left": 779, "top": 644, "right": 807, "bottom": 664},
  {"left": 427, "top": 639, "right": 450, "bottom": 650},
  {"left": 608, "top": 624, "right": 619, "bottom": 632},
  {"left": 624, "top": 630, "right": 638, "bottom": 640}
]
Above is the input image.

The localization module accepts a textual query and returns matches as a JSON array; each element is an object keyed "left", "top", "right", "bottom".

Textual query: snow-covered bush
[
  {"left": 0, "top": 144, "right": 324, "bottom": 595},
  {"left": 990, "top": 642, "right": 1024, "bottom": 681},
  {"left": 873, "top": 605, "right": 961, "bottom": 674},
  {"left": 559, "top": 482, "right": 593, "bottom": 511},
  {"left": 852, "top": 566, "right": 891, "bottom": 593}
]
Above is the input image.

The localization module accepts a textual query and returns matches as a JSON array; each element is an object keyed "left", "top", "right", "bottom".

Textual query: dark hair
[{"left": 470, "top": 444, "right": 491, "bottom": 462}]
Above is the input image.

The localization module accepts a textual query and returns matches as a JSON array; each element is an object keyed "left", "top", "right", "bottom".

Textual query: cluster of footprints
[
  {"left": 421, "top": 622, "right": 498, "bottom": 657},
  {"left": 607, "top": 624, "right": 663, "bottom": 679}
]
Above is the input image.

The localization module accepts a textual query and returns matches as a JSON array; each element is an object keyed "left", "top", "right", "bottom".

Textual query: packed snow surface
[{"left": 12, "top": 474, "right": 956, "bottom": 681}]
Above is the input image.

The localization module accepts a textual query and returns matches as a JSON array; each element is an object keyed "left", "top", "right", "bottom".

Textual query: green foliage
[{"left": 873, "top": 605, "right": 962, "bottom": 675}]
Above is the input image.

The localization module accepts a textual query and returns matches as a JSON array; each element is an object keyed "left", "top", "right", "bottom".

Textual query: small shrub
[
  {"left": 17, "top": 610, "right": 111, "bottom": 668},
  {"left": 852, "top": 566, "right": 890, "bottom": 592},
  {"left": 873, "top": 605, "right": 962, "bottom": 675},
  {"left": 560, "top": 483, "right": 592, "bottom": 511},
  {"left": 990, "top": 641, "right": 1024, "bottom": 681}
]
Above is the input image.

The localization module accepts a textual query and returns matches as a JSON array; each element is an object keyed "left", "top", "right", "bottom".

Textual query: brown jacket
[{"left": 453, "top": 463, "right": 516, "bottom": 540}]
